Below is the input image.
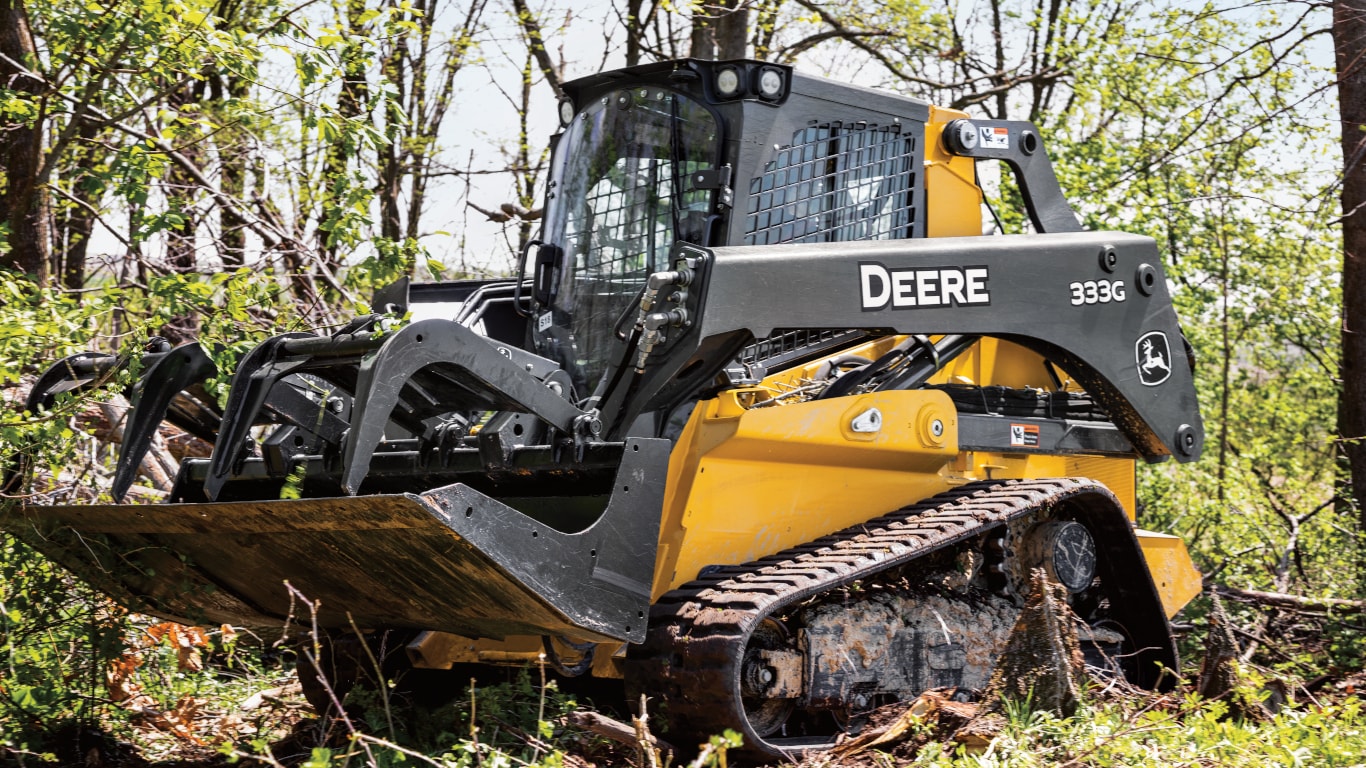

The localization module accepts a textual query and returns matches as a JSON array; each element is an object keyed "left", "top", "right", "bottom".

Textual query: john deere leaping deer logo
[{"left": 1136, "top": 330, "right": 1172, "bottom": 387}]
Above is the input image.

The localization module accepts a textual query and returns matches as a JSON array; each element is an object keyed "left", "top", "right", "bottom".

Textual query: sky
[
  {"left": 416, "top": 0, "right": 629, "bottom": 277},
  {"left": 79, "top": 0, "right": 1339, "bottom": 283},
  {"left": 426, "top": 0, "right": 1340, "bottom": 277}
]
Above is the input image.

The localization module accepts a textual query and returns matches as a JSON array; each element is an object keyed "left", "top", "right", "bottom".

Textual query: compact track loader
[{"left": 4, "top": 59, "right": 1205, "bottom": 757}]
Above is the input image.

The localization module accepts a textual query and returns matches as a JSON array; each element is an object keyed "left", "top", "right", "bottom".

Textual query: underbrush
[
  {"left": 0, "top": 532, "right": 306, "bottom": 763},
  {"left": 884, "top": 694, "right": 1366, "bottom": 767},
  {"left": 224, "top": 672, "right": 1366, "bottom": 768},
  {"left": 2, "top": 529, "right": 1364, "bottom": 767},
  {"left": 232, "top": 666, "right": 604, "bottom": 768}
]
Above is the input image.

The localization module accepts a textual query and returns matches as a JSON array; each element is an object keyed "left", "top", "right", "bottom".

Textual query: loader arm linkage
[{"left": 600, "top": 231, "right": 1202, "bottom": 464}]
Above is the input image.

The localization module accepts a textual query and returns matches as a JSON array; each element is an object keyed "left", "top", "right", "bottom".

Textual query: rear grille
[{"left": 739, "top": 329, "right": 867, "bottom": 374}]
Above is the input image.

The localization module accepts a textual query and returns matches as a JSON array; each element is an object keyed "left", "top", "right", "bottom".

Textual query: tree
[
  {"left": 690, "top": 0, "right": 748, "bottom": 59},
  {"left": 1336, "top": 0, "right": 1366, "bottom": 574},
  {"left": 377, "top": 0, "right": 488, "bottom": 244},
  {"left": 0, "top": 0, "right": 49, "bottom": 281}
]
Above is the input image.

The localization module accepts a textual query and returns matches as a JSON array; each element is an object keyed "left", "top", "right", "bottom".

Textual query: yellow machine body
[{"left": 408, "top": 109, "right": 1201, "bottom": 674}]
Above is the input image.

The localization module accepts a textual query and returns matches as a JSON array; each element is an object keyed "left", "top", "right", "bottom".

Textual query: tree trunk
[
  {"left": 162, "top": 81, "right": 202, "bottom": 343},
  {"left": 690, "top": 0, "right": 748, "bottom": 60},
  {"left": 219, "top": 71, "right": 250, "bottom": 267},
  {"left": 625, "top": 0, "right": 644, "bottom": 66},
  {"left": 378, "top": 14, "right": 406, "bottom": 244},
  {"left": 1334, "top": 0, "right": 1366, "bottom": 579},
  {"left": 0, "top": 0, "right": 50, "bottom": 281},
  {"left": 213, "top": 0, "right": 254, "bottom": 266},
  {"left": 165, "top": 82, "right": 199, "bottom": 275},
  {"left": 318, "top": 0, "right": 371, "bottom": 267},
  {"left": 54, "top": 119, "right": 102, "bottom": 290}
]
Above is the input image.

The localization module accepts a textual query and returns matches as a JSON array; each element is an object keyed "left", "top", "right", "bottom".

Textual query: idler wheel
[
  {"left": 1023, "top": 520, "right": 1098, "bottom": 593},
  {"left": 739, "top": 618, "right": 797, "bottom": 737}
]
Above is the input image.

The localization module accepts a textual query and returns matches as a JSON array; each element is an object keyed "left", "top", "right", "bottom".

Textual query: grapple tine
[
  {"left": 203, "top": 333, "right": 314, "bottom": 501},
  {"left": 3, "top": 352, "right": 126, "bottom": 495},
  {"left": 342, "top": 319, "right": 585, "bottom": 495},
  {"left": 113, "top": 343, "right": 217, "bottom": 502},
  {"left": 24, "top": 352, "right": 123, "bottom": 412}
]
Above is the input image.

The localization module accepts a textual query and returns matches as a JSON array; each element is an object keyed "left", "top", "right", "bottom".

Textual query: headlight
[
  {"left": 716, "top": 66, "right": 742, "bottom": 98},
  {"left": 756, "top": 67, "right": 785, "bottom": 100}
]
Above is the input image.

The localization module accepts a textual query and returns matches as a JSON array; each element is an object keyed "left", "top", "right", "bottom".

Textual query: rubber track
[{"left": 630, "top": 478, "right": 1105, "bottom": 759}]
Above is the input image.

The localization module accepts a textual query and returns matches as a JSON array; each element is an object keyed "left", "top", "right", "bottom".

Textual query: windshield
[{"left": 535, "top": 87, "right": 720, "bottom": 396}]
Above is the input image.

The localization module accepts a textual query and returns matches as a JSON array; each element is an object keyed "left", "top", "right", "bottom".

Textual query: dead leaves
[
  {"left": 103, "top": 621, "right": 307, "bottom": 752},
  {"left": 832, "top": 689, "right": 951, "bottom": 757},
  {"left": 146, "top": 622, "right": 209, "bottom": 674},
  {"left": 105, "top": 621, "right": 215, "bottom": 743}
]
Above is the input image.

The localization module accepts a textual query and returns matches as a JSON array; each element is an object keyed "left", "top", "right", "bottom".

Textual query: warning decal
[
  {"left": 980, "top": 126, "right": 1010, "bottom": 150},
  {"left": 1009, "top": 423, "right": 1040, "bottom": 448}
]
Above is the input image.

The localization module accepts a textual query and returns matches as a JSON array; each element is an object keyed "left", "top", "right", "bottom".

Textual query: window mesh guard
[{"left": 744, "top": 122, "right": 917, "bottom": 246}]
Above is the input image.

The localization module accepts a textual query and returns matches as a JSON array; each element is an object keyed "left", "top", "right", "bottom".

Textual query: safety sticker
[
  {"left": 1009, "top": 423, "right": 1039, "bottom": 447},
  {"left": 538, "top": 311, "right": 553, "bottom": 332},
  {"left": 980, "top": 126, "right": 1010, "bottom": 150}
]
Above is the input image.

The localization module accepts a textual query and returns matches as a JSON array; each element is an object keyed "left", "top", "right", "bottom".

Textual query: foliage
[
  {"left": 0, "top": 0, "right": 1355, "bottom": 764},
  {"left": 788, "top": 674, "right": 1366, "bottom": 765},
  {"left": 0, "top": 534, "right": 125, "bottom": 759},
  {"left": 894, "top": 694, "right": 1366, "bottom": 767},
  {"left": 0, "top": 264, "right": 306, "bottom": 502},
  {"left": 221, "top": 665, "right": 622, "bottom": 768},
  {"left": 0, "top": 270, "right": 117, "bottom": 492}
]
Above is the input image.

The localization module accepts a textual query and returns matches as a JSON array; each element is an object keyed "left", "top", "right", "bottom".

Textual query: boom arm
[{"left": 598, "top": 230, "right": 1203, "bottom": 464}]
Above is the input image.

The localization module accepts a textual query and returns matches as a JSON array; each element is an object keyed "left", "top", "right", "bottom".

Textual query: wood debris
[{"left": 954, "top": 568, "right": 1085, "bottom": 749}]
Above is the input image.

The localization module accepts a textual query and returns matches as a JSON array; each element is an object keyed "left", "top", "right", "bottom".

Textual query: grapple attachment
[
  {"left": 3, "top": 342, "right": 223, "bottom": 499},
  {"left": 6, "top": 276, "right": 665, "bottom": 642}
]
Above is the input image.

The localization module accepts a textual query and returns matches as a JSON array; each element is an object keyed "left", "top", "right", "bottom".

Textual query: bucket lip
[{"left": 4, "top": 438, "right": 671, "bottom": 645}]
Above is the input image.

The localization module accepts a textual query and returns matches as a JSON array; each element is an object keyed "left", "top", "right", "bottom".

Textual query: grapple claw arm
[
  {"left": 342, "top": 319, "right": 584, "bottom": 494},
  {"left": 202, "top": 332, "right": 320, "bottom": 501},
  {"left": 113, "top": 343, "right": 218, "bottom": 501},
  {"left": 2, "top": 352, "right": 124, "bottom": 495},
  {"left": 25, "top": 352, "right": 123, "bottom": 413}
]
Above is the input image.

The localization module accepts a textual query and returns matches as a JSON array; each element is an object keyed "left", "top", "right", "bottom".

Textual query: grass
[
  {"left": 3, "top": 534, "right": 1363, "bottom": 767},
  {"left": 204, "top": 654, "right": 1366, "bottom": 768},
  {"left": 892, "top": 695, "right": 1366, "bottom": 767},
  {"left": 4, "top": 611, "right": 1366, "bottom": 766}
]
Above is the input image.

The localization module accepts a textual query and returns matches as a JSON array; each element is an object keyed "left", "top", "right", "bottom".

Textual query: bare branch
[
  {"left": 1214, "top": 584, "right": 1366, "bottom": 615},
  {"left": 510, "top": 0, "right": 562, "bottom": 96}
]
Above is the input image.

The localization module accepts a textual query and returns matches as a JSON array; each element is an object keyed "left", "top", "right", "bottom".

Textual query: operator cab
[{"left": 526, "top": 60, "right": 930, "bottom": 400}]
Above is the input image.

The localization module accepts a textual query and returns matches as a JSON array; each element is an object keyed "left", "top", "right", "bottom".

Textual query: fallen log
[
  {"left": 564, "top": 709, "right": 675, "bottom": 754},
  {"left": 1213, "top": 584, "right": 1366, "bottom": 615}
]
